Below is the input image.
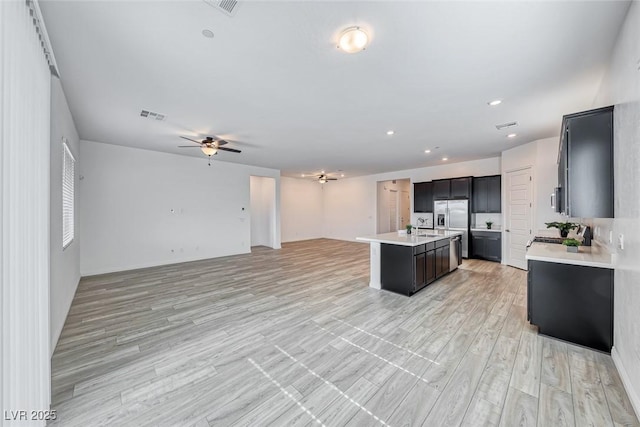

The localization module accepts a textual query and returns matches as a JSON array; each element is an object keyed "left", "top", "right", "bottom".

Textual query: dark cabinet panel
[
  {"left": 472, "top": 175, "right": 501, "bottom": 213},
  {"left": 472, "top": 178, "right": 488, "bottom": 213},
  {"left": 413, "top": 182, "right": 433, "bottom": 213},
  {"left": 450, "top": 177, "right": 471, "bottom": 199},
  {"left": 471, "top": 231, "right": 501, "bottom": 262},
  {"left": 434, "top": 244, "right": 450, "bottom": 278},
  {"left": 426, "top": 249, "right": 436, "bottom": 284},
  {"left": 414, "top": 252, "right": 426, "bottom": 289},
  {"left": 381, "top": 244, "right": 413, "bottom": 296},
  {"left": 557, "top": 106, "right": 614, "bottom": 218},
  {"left": 487, "top": 176, "right": 502, "bottom": 213},
  {"left": 528, "top": 260, "right": 613, "bottom": 352},
  {"left": 432, "top": 180, "right": 451, "bottom": 200}
]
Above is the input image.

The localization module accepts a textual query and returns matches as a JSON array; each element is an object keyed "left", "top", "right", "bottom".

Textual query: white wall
[
  {"left": 79, "top": 141, "right": 280, "bottom": 275},
  {"left": 324, "top": 157, "right": 501, "bottom": 241},
  {"left": 49, "top": 77, "right": 81, "bottom": 354},
  {"left": 250, "top": 176, "right": 277, "bottom": 248},
  {"left": 592, "top": 0, "right": 640, "bottom": 416},
  {"left": 280, "top": 177, "right": 324, "bottom": 242},
  {"left": 501, "top": 137, "right": 565, "bottom": 235},
  {"left": 377, "top": 179, "right": 410, "bottom": 233}
]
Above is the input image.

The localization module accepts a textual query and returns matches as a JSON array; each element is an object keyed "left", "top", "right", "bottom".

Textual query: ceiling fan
[
  {"left": 179, "top": 136, "right": 241, "bottom": 166},
  {"left": 302, "top": 171, "right": 340, "bottom": 184}
]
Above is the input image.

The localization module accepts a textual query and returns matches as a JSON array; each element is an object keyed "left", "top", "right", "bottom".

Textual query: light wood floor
[{"left": 50, "top": 239, "right": 639, "bottom": 427}]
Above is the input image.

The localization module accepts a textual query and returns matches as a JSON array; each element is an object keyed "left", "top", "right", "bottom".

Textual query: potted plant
[
  {"left": 486, "top": 221, "right": 493, "bottom": 230},
  {"left": 545, "top": 221, "right": 578, "bottom": 238},
  {"left": 405, "top": 224, "right": 413, "bottom": 235},
  {"left": 563, "top": 238, "right": 581, "bottom": 253}
]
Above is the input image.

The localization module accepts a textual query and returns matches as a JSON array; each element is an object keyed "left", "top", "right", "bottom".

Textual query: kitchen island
[{"left": 357, "top": 231, "right": 462, "bottom": 296}]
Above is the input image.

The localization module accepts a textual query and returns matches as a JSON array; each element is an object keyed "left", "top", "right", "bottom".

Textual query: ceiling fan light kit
[
  {"left": 337, "top": 26, "right": 368, "bottom": 53},
  {"left": 178, "top": 135, "right": 242, "bottom": 166}
]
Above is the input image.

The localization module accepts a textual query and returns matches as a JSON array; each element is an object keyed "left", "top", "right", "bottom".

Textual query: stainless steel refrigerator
[{"left": 434, "top": 199, "right": 469, "bottom": 258}]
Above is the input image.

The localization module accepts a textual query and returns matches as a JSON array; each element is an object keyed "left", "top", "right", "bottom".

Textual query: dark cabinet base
[
  {"left": 528, "top": 260, "right": 613, "bottom": 352},
  {"left": 381, "top": 241, "right": 450, "bottom": 296}
]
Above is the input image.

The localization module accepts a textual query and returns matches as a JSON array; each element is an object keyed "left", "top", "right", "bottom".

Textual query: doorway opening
[
  {"left": 250, "top": 176, "right": 277, "bottom": 249},
  {"left": 376, "top": 179, "right": 411, "bottom": 234}
]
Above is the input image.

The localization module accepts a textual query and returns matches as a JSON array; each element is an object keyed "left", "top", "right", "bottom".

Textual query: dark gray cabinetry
[
  {"left": 472, "top": 175, "right": 501, "bottom": 213},
  {"left": 557, "top": 106, "right": 614, "bottom": 218},
  {"left": 527, "top": 260, "right": 613, "bottom": 352},
  {"left": 433, "top": 180, "right": 451, "bottom": 200},
  {"left": 381, "top": 242, "right": 440, "bottom": 296},
  {"left": 471, "top": 231, "right": 501, "bottom": 262},
  {"left": 435, "top": 239, "right": 450, "bottom": 278},
  {"left": 450, "top": 177, "right": 472, "bottom": 199},
  {"left": 413, "top": 182, "right": 433, "bottom": 213}
]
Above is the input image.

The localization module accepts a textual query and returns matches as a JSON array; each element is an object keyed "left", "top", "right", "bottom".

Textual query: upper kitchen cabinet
[
  {"left": 472, "top": 175, "right": 501, "bottom": 213},
  {"left": 432, "top": 177, "right": 471, "bottom": 200},
  {"left": 413, "top": 182, "right": 433, "bottom": 213},
  {"left": 557, "top": 106, "right": 614, "bottom": 218},
  {"left": 432, "top": 179, "right": 450, "bottom": 200},
  {"left": 450, "top": 177, "right": 472, "bottom": 199}
]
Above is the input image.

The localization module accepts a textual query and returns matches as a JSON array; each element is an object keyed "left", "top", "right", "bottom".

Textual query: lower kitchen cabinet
[
  {"left": 527, "top": 260, "right": 613, "bottom": 352},
  {"left": 471, "top": 231, "right": 501, "bottom": 262},
  {"left": 435, "top": 239, "right": 450, "bottom": 279},
  {"left": 381, "top": 242, "right": 440, "bottom": 296}
]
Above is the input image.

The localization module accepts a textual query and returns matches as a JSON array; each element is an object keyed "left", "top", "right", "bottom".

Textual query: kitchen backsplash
[{"left": 473, "top": 213, "right": 502, "bottom": 229}]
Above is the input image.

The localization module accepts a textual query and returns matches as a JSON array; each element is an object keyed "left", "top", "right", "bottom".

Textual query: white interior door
[
  {"left": 388, "top": 189, "right": 398, "bottom": 231},
  {"left": 399, "top": 190, "right": 410, "bottom": 229},
  {"left": 505, "top": 167, "right": 532, "bottom": 270}
]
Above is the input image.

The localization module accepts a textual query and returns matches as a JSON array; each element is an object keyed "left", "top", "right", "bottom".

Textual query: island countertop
[
  {"left": 356, "top": 230, "right": 463, "bottom": 247},
  {"left": 525, "top": 242, "right": 615, "bottom": 269}
]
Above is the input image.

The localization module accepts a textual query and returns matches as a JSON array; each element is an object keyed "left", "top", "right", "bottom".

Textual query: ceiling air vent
[
  {"left": 203, "top": 0, "right": 239, "bottom": 16},
  {"left": 140, "top": 110, "right": 166, "bottom": 121},
  {"left": 495, "top": 121, "right": 518, "bottom": 130}
]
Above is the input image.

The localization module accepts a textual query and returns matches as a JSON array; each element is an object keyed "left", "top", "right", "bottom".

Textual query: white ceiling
[{"left": 40, "top": 1, "right": 630, "bottom": 177}]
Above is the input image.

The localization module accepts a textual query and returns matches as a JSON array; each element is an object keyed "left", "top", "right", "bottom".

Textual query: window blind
[{"left": 62, "top": 141, "right": 75, "bottom": 249}]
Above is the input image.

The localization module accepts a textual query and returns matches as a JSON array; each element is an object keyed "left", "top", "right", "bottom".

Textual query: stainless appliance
[
  {"left": 450, "top": 235, "right": 462, "bottom": 272},
  {"left": 434, "top": 199, "right": 469, "bottom": 258}
]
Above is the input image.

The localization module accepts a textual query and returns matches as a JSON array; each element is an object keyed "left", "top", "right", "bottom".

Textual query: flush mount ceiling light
[
  {"left": 507, "top": 133, "right": 517, "bottom": 138},
  {"left": 424, "top": 149, "right": 431, "bottom": 153},
  {"left": 442, "top": 157, "right": 448, "bottom": 161},
  {"left": 487, "top": 99, "right": 502, "bottom": 106},
  {"left": 337, "top": 26, "right": 369, "bottom": 53},
  {"left": 386, "top": 130, "right": 395, "bottom": 135}
]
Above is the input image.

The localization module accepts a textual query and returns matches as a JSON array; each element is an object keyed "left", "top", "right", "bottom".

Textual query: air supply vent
[
  {"left": 495, "top": 121, "right": 518, "bottom": 130},
  {"left": 203, "top": 0, "right": 239, "bottom": 16},
  {"left": 140, "top": 110, "right": 166, "bottom": 121}
]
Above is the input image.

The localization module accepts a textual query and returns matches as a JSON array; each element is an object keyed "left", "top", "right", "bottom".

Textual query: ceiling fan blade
[
  {"left": 328, "top": 178, "right": 338, "bottom": 180},
  {"left": 180, "top": 136, "right": 202, "bottom": 144},
  {"left": 178, "top": 145, "right": 203, "bottom": 148},
  {"left": 217, "top": 146, "right": 241, "bottom": 153}
]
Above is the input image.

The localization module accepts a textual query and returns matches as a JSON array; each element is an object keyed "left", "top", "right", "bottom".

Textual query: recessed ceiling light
[
  {"left": 301, "top": 174, "right": 305, "bottom": 177},
  {"left": 424, "top": 149, "right": 431, "bottom": 153},
  {"left": 337, "top": 26, "right": 369, "bottom": 53},
  {"left": 202, "top": 29, "right": 214, "bottom": 38},
  {"left": 488, "top": 99, "right": 502, "bottom": 106},
  {"left": 321, "top": 170, "right": 325, "bottom": 174},
  {"left": 341, "top": 173, "right": 345, "bottom": 177},
  {"left": 442, "top": 157, "right": 448, "bottom": 161},
  {"left": 386, "top": 130, "right": 394, "bottom": 135},
  {"left": 507, "top": 133, "right": 517, "bottom": 138}
]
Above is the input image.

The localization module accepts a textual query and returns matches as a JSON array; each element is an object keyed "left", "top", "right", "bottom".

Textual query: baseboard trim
[{"left": 611, "top": 346, "right": 640, "bottom": 420}]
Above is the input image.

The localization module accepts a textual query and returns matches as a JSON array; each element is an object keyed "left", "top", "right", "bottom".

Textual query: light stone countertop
[
  {"left": 470, "top": 228, "right": 502, "bottom": 233},
  {"left": 525, "top": 241, "right": 615, "bottom": 269},
  {"left": 356, "top": 231, "right": 463, "bottom": 247}
]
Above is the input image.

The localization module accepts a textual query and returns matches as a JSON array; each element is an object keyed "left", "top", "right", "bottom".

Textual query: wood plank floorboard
[{"left": 49, "top": 238, "right": 638, "bottom": 426}]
